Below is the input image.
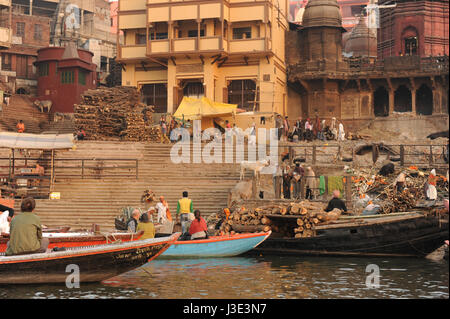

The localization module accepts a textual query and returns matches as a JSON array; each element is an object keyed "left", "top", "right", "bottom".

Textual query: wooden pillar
[
  {"left": 345, "top": 175, "right": 353, "bottom": 210},
  {"left": 196, "top": 19, "right": 201, "bottom": 51},
  {"left": 400, "top": 145, "right": 405, "bottom": 166},
  {"left": 50, "top": 149, "right": 54, "bottom": 192},
  {"left": 168, "top": 21, "right": 173, "bottom": 53}
]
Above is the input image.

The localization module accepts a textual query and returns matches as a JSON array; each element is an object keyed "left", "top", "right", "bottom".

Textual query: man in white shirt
[{"left": 155, "top": 196, "right": 168, "bottom": 224}]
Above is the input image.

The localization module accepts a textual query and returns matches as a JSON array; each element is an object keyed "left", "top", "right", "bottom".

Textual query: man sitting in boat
[
  {"left": 324, "top": 190, "right": 348, "bottom": 213},
  {"left": 127, "top": 209, "right": 140, "bottom": 233},
  {"left": 136, "top": 212, "right": 155, "bottom": 240},
  {"left": 5, "top": 197, "right": 49, "bottom": 256},
  {"left": 188, "top": 210, "right": 208, "bottom": 240}
]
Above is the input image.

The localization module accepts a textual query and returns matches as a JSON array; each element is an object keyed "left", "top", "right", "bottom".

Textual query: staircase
[
  {"left": 0, "top": 95, "right": 50, "bottom": 134},
  {"left": 11, "top": 141, "right": 253, "bottom": 231}
]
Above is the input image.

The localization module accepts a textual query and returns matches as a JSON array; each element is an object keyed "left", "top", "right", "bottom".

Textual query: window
[
  {"left": 233, "top": 27, "right": 251, "bottom": 40},
  {"left": 38, "top": 63, "right": 49, "bottom": 77},
  {"left": 404, "top": 37, "right": 418, "bottom": 56},
  {"left": 78, "top": 70, "right": 86, "bottom": 85},
  {"left": 16, "top": 22, "right": 25, "bottom": 37},
  {"left": 136, "top": 33, "right": 146, "bottom": 44},
  {"left": 149, "top": 32, "right": 168, "bottom": 40},
  {"left": 34, "top": 24, "right": 42, "bottom": 40},
  {"left": 142, "top": 83, "right": 167, "bottom": 113},
  {"left": 350, "top": 5, "right": 365, "bottom": 17},
  {"left": 187, "top": 29, "right": 205, "bottom": 38},
  {"left": 100, "top": 56, "right": 108, "bottom": 72},
  {"left": 228, "top": 80, "right": 257, "bottom": 111},
  {"left": 61, "top": 70, "right": 75, "bottom": 84},
  {"left": 1, "top": 53, "right": 12, "bottom": 71}
]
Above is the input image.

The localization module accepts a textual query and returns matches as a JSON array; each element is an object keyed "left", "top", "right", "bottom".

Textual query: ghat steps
[
  {"left": 12, "top": 141, "right": 257, "bottom": 230},
  {"left": 0, "top": 95, "right": 50, "bottom": 134}
]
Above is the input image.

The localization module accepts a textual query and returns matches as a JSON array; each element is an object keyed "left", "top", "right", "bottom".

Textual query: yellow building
[{"left": 117, "top": 0, "right": 289, "bottom": 127}]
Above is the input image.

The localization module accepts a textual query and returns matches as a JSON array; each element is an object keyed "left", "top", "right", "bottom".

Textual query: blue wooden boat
[{"left": 161, "top": 231, "right": 271, "bottom": 258}]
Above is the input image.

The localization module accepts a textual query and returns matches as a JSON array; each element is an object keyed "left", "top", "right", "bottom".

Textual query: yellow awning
[{"left": 173, "top": 96, "right": 237, "bottom": 121}]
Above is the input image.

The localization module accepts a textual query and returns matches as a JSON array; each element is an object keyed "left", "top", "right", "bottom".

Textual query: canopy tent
[
  {"left": 0, "top": 132, "right": 74, "bottom": 150},
  {"left": 173, "top": 97, "right": 237, "bottom": 130},
  {"left": 0, "top": 133, "right": 74, "bottom": 194}
]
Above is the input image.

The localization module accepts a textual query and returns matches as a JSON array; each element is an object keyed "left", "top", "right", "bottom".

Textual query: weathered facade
[
  {"left": 287, "top": 0, "right": 449, "bottom": 134},
  {"left": 7, "top": 0, "right": 117, "bottom": 85},
  {"left": 0, "top": 10, "right": 50, "bottom": 94},
  {"left": 0, "top": 0, "right": 12, "bottom": 49},
  {"left": 34, "top": 43, "right": 97, "bottom": 113},
  {"left": 117, "top": 0, "right": 289, "bottom": 123}
]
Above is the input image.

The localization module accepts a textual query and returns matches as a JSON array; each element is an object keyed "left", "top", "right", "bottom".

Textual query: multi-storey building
[
  {"left": 8, "top": 0, "right": 117, "bottom": 85},
  {"left": 0, "top": 0, "right": 12, "bottom": 50},
  {"left": 287, "top": 0, "right": 448, "bottom": 136},
  {"left": 117, "top": 0, "right": 289, "bottom": 122},
  {"left": 0, "top": 7, "right": 50, "bottom": 94},
  {"left": 377, "top": 0, "right": 449, "bottom": 58}
]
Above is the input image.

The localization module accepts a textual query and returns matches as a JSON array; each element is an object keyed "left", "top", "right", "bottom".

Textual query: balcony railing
[
  {"left": 287, "top": 55, "right": 449, "bottom": 79},
  {"left": 120, "top": 45, "right": 147, "bottom": 59},
  {"left": 229, "top": 38, "right": 265, "bottom": 53}
]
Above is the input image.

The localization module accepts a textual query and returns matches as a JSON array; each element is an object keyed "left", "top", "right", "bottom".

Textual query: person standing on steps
[
  {"left": 177, "top": 191, "right": 193, "bottom": 234},
  {"left": 16, "top": 120, "right": 25, "bottom": 133}
]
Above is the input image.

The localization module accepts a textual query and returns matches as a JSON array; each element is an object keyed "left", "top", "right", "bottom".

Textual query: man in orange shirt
[
  {"left": 16, "top": 120, "right": 25, "bottom": 133},
  {"left": 188, "top": 210, "right": 208, "bottom": 240}
]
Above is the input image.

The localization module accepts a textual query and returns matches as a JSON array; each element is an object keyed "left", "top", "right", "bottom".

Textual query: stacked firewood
[
  {"left": 218, "top": 201, "right": 342, "bottom": 238},
  {"left": 377, "top": 187, "right": 421, "bottom": 214},
  {"left": 74, "top": 87, "right": 163, "bottom": 141}
]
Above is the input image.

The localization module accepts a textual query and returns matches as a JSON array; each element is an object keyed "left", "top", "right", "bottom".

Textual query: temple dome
[
  {"left": 302, "top": 0, "right": 343, "bottom": 29},
  {"left": 344, "top": 17, "right": 377, "bottom": 57}
]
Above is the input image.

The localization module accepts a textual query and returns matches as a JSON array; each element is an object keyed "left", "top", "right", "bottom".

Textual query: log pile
[
  {"left": 74, "top": 87, "right": 164, "bottom": 142},
  {"left": 217, "top": 201, "right": 342, "bottom": 238}
]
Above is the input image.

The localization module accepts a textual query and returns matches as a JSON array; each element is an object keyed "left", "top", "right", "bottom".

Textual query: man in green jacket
[{"left": 5, "top": 197, "right": 49, "bottom": 256}]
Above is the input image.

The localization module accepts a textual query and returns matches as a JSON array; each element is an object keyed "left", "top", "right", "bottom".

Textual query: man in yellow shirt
[{"left": 177, "top": 191, "right": 193, "bottom": 234}]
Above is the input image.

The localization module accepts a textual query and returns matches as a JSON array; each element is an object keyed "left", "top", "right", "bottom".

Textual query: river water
[{"left": 0, "top": 255, "right": 448, "bottom": 299}]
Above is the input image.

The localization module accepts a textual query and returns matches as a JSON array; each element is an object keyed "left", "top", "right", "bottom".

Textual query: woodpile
[
  {"left": 74, "top": 87, "right": 165, "bottom": 142},
  {"left": 378, "top": 188, "right": 417, "bottom": 214},
  {"left": 216, "top": 201, "right": 343, "bottom": 238}
]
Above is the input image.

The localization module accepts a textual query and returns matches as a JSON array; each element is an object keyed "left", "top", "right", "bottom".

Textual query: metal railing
[
  {"left": 279, "top": 143, "right": 448, "bottom": 167},
  {"left": 0, "top": 157, "right": 139, "bottom": 180}
]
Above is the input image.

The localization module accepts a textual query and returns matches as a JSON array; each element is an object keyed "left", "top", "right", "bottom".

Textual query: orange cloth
[
  {"left": 428, "top": 174, "right": 438, "bottom": 186},
  {"left": 16, "top": 123, "right": 25, "bottom": 133}
]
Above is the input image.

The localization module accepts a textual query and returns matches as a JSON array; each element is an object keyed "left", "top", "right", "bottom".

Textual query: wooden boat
[
  {"left": 42, "top": 226, "right": 71, "bottom": 233},
  {"left": 160, "top": 231, "right": 271, "bottom": 258},
  {"left": 252, "top": 212, "right": 449, "bottom": 258},
  {"left": 0, "top": 231, "right": 144, "bottom": 253},
  {"left": 0, "top": 233, "right": 180, "bottom": 284}
]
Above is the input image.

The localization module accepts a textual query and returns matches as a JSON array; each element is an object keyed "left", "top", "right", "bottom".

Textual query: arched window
[
  {"left": 401, "top": 26, "right": 419, "bottom": 56},
  {"left": 416, "top": 84, "right": 433, "bottom": 115},
  {"left": 394, "top": 85, "right": 412, "bottom": 113},
  {"left": 374, "top": 86, "right": 389, "bottom": 117}
]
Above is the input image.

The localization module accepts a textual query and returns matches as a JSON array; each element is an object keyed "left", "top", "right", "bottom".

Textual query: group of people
[
  {"left": 176, "top": 191, "right": 208, "bottom": 240},
  {"left": 275, "top": 115, "right": 346, "bottom": 142},
  {"left": 272, "top": 161, "right": 319, "bottom": 201},
  {"left": 126, "top": 191, "right": 208, "bottom": 241}
]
